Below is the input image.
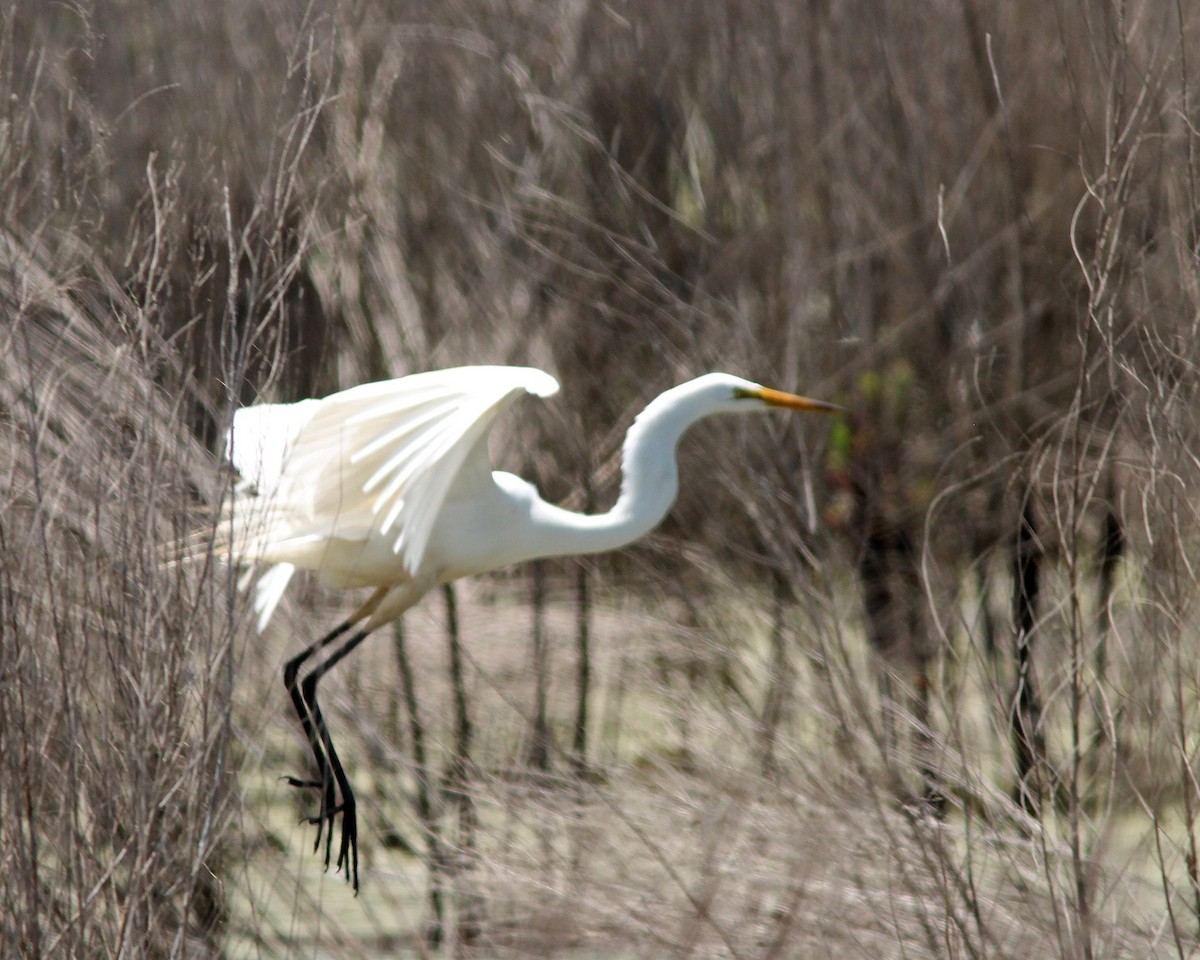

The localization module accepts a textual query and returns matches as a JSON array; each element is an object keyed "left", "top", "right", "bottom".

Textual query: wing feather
[
  {"left": 227, "top": 366, "right": 559, "bottom": 575},
  {"left": 228, "top": 398, "right": 320, "bottom": 492}
]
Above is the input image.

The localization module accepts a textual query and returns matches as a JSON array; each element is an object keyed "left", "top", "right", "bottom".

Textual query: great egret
[{"left": 223, "top": 365, "right": 839, "bottom": 890}]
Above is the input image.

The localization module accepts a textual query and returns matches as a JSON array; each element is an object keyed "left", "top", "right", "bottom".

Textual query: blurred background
[{"left": 3, "top": 0, "right": 1200, "bottom": 956}]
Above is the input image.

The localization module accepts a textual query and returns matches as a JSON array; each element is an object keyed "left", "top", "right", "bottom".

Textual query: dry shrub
[
  {"left": 0, "top": 231, "right": 237, "bottom": 958},
  {"left": 4, "top": 0, "right": 1200, "bottom": 957},
  {"left": 469, "top": 774, "right": 1122, "bottom": 960}
]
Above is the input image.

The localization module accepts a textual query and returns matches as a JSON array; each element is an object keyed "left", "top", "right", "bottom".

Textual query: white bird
[{"left": 222, "top": 365, "right": 840, "bottom": 889}]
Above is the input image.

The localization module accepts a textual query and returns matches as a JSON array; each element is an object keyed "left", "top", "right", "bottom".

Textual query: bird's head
[{"left": 685, "top": 372, "right": 843, "bottom": 417}]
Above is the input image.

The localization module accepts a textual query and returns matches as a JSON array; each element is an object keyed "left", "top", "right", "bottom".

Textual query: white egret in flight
[{"left": 222, "top": 365, "right": 840, "bottom": 890}]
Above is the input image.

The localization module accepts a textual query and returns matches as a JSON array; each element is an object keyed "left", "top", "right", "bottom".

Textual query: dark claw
[
  {"left": 297, "top": 793, "right": 358, "bottom": 891},
  {"left": 301, "top": 802, "right": 346, "bottom": 825},
  {"left": 281, "top": 772, "right": 339, "bottom": 858},
  {"left": 336, "top": 795, "right": 358, "bottom": 888},
  {"left": 282, "top": 775, "right": 323, "bottom": 789}
]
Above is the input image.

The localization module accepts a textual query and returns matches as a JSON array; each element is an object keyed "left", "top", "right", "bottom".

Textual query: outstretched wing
[{"left": 229, "top": 365, "right": 559, "bottom": 575}]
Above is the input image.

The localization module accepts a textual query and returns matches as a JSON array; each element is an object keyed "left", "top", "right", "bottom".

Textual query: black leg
[
  {"left": 282, "top": 620, "right": 355, "bottom": 857},
  {"left": 297, "top": 677, "right": 350, "bottom": 872},
  {"left": 299, "top": 628, "right": 371, "bottom": 892}
]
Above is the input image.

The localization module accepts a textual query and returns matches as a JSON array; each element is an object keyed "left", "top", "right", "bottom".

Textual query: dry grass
[
  {"left": 0, "top": 228, "right": 238, "bottom": 955},
  {"left": 214, "top": 580, "right": 1191, "bottom": 958},
  {"left": 4, "top": 0, "right": 1200, "bottom": 957}
]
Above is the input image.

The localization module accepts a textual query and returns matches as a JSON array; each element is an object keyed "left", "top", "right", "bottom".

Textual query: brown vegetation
[{"left": 3, "top": 0, "right": 1199, "bottom": 957}]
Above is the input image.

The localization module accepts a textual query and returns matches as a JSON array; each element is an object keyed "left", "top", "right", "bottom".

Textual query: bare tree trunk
[
  {"left": 1094, "top": 468, "right": 1124, "bottom": 694},
  {"left": 527, "top": 560, "right": 552, "bottom": 771},
  {"left": 1083, "top": 463, "right": 1125, "bottom": 800},
  {"left": 1011, "top": 499, "right": 1048, "bottom": 818},
  {"left": 911, "top": 652, "right": 945, "bottom": 815},
  {"left": 572, "top": 558, "right": 592, "bottom": 776},
  {"left": 392, "top": 619, "right": 445, "bottom": 948},
  {"left": 972, "top": 531, "right": 1000, "bottom": 661},
  {"left": 441, "top": 583, "right": 481, "bottom": 947},
  {"left": 759, "top": 569, "right": 790, "bottom": 778},
  {"left": 847, "top": 392, "right": 943, "bottom": 812},
  {"left": 858, "top": 513, "right": 942, "bottom": 807}
]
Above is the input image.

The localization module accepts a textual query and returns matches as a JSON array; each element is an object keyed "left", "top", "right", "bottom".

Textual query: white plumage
[{"left": 225, "top": 365, "right": 558, "bottom": 625}]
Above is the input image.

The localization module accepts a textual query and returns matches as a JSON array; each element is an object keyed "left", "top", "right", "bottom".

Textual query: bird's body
[{"left": 220, "top": 365, "right": 839, "bottom": 890}]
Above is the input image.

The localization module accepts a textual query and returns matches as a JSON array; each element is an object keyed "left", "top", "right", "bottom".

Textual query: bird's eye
[{"left": 732, "top": 387, "right": 758, "bottom": 401}]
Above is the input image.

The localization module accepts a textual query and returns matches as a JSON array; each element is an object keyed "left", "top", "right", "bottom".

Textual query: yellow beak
[{"left": 754, "top": 387, "right": 844, "bottom": 414}]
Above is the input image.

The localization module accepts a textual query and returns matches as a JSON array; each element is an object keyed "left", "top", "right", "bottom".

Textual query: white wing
[
  {"left": 229, "top": 365, "right": 559, "bottom": 575},
  {"left": 237, "top": 562, "right": 296, "bottom": 633},
  {"left": 227, "top": 398, "right": 320, "bottom": 493}
]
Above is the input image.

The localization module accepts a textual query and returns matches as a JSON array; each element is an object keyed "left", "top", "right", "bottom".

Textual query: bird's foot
[
  {"left": 284, "top": 776, "right": 358, "bottom": 891},
  {"left": 301, "top": 798, "right": 358, "bottom": 892}
]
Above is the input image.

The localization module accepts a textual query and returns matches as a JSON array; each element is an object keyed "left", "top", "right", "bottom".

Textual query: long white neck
[{"left": 527, "top": 383, "right": 709, "bottom": 559}]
